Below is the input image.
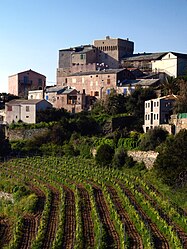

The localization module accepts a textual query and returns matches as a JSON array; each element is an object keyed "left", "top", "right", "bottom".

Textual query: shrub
[
  {"left": 139, "top": 127, "right": 168, "bottom": 151},
  {"left": 95, "top": 144, "right": 115, "bottom": 167},
  {"left": 112, "top": 148, "right": 127, "bottom": 169},
  {"left": 154, "top": 129, "right": 187, "bottom": 186}
]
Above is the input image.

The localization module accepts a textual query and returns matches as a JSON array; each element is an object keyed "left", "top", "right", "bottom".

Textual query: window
[
  {"left": 154, "top": 114, "right": 156, "bottom": 120},
  {"left": 26, "top": 106, "right": 30, "bottom": 112},
  {"left": 107, "top": 79, "right": 110, "bottom": 84},
  {"left": 154, "top": 102, "right": 156, "bottom": 107},
  {"left": 123, "top": 88, "right": 127, "bottom": 95},
  {"left": 80, "top": 54, "right": 84, "bottom": 60},
  {"left": 94, "top": 91, "right": 99, "bottom": 96},
  {"left": 24, "top": 76, "right": 29, "bottom": 84},
  {"left": 7, "top": 106, "right": 12, "bottom": 111},
  {"left": 26, "top": 116, "right": 29, "bottom": 118},
  {"left": 106, "top": 89, "right": 110, "bottom": 95}
]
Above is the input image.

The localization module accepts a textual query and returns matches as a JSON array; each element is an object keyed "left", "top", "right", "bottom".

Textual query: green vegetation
[{"left": 154, "top": 129, "right": 187, "bottom": 186}]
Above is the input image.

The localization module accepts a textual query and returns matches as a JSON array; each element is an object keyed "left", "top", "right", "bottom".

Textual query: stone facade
[
  {"left": 170, "top": 114, "right": 187, "bottom": 134},
  {"left": 127, "top": 150, "right": 158, "bottom": 170},
  {"left": 57, "top": 37, "right": 134, "bottom": 86},
  {"left": 45, "top": 86, "right": 88, "bottom": 113},
  {"left": 94, "top": 37, "right": 134, "bottom": 68},
  {"left": 65, "top": 69, "right": 135, "bottom": 98},
  {"left": 7, "top": 127, "right": 49, "bottom": 140}
]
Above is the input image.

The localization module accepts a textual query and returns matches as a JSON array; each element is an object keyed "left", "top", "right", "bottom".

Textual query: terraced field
[{"left": 0, "top": 156, "right": 187, "bottom": 248}]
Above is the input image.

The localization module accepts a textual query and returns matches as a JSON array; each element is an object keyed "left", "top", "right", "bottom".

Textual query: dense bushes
[
  {"left": 95, "top": 144, "right": 115, "bottom": 166},
  {"left": 112, "top": 147, "right": 135, "bottom": 169},
  {"left": 0, "top": 129, "right": 11, "bottom": 159},
  {"left": 139, "top": 127, "right": 168, "bottom": 151},
  {"left": 154, "top": 129, "right": 187, "bottom": 186}
]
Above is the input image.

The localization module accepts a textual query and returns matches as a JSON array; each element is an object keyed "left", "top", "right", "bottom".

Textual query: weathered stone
[
  {"left": 7, "top": 128, "right": 49, "bottom": 141},
  {"left": 127, "top": 150, "right": 158, "bottom": 170}
]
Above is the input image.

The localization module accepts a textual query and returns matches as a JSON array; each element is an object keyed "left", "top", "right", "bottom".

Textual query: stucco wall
[{"left": 152, "top": 53, "right": 177, "bottom": 77}]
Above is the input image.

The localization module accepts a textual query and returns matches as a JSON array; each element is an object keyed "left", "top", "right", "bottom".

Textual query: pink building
[{"left": 8, "top": 69, "right": 46, "bottom": 98}]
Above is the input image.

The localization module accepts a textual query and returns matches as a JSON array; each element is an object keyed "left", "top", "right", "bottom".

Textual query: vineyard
[{"left": 0, "top": 156, "right": 187, "bottom": 249}]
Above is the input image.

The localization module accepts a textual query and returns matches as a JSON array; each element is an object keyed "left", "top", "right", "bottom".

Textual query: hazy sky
[{"left": 0, "top": 0, "right": 187, "bottom": 92}]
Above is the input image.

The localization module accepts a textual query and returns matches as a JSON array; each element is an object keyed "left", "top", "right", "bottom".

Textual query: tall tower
[{"left": 94, "top": 36, "right": 134, "bottom": 68}]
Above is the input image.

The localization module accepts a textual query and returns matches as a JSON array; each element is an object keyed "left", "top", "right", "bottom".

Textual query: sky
[{"left": 0, "top": 0, "right": 187, "bottom": 92}]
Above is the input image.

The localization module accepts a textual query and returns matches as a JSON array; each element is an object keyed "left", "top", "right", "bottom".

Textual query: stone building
[
  {"left": 8, "top": 69, "right": 46, "bottom": 98},
  {"left": 45, "top": 86, "right": 90, "bottom": 113},
  {"left": 93, "top": 36, "right": 134, "bottom": 68},
  {"left": 65, "top": 68, "right": 135, "bottom": 98},
  {"left": 57, "top": 36, "right": 134, "bottom": 86}
]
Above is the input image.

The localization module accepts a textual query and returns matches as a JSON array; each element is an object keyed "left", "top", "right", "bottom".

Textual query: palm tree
[{"left": 161, "top": 76, "right": 179, "bottom": 96}]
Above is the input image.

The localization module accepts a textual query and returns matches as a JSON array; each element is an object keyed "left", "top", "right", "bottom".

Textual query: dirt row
[
  {"left": 119, "top": 183, "right": 170, "bottom": 249},
  {"left": 91, "top": 183, "right": 121, "bottom": 249},
  {"left": 41, "top": 184, "right": 60, "bottom": 249},
  {"left": 106, "top": 184, "right": 143, "bottom": 249},
  {"left": 136, "top": 185, "right": 187, "bottom": 249},
  {"left": 61, "top": 185, "right": 76, "bottom": 249},
  {"left": 77, "top": 184, "right": 95, "bottom": 249},
  {"left": 0, "top": 217, "right": 11, "bottom": 249},
  {"left": 17, "top": 183, "right": 46, "bottom": 249}
]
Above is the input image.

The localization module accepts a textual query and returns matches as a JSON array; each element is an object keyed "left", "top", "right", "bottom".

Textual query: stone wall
[
  {"left": 127, "top": 150, "right": 158, "bottom": 170},
  {"left": 7, "top": 128, "right": 49, "bottom": 141}
]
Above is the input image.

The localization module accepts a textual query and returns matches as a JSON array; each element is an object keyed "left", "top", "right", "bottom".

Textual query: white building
[
  {"left": 152, "top": 52, "right": 187, "bottom": 78},
  {"left": 123, "top": 52, "right": 187, "bottom": 78},
  {"left": 143, "top": 95, "right": 177, "bottom": 132},
  {"left": 5, "top": 99, "right": 52, "bottom": 124}
]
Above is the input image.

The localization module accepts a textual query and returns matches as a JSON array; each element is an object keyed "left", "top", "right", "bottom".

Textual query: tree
[
  {"left": 161, "top": 76, "right": 179, "bottom": 96},
  {"left": 104, "top": 92, "right": 127, "bottom": 115},
  {"left": 174, "top": 79, "right": 187, "bottom": 113},
  {"left": 139, "top": 127, "right": 168, "bottom": 151},
  {"left": 154, "top": 129, "right": 187, "bottom": 186},
  {"left": 112, "top": 147, "right": 135, "bottom": 169},
  {"left": 0, "top": 129, "right": 11, "bottom": 159},
  {"left": 125, "top": 87, "right": 157, "bottom": 130},
  {"left": 95, "top": 144, "right": 115, "bottom": 167}
]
